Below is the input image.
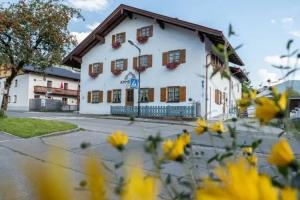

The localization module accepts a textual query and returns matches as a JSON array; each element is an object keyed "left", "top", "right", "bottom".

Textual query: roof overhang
[
  {"left": 62, "top": 4, "right": 244, "bottom": 68},
  {"left": 230, "top": 66, "right": 249, "bottom": 82}
]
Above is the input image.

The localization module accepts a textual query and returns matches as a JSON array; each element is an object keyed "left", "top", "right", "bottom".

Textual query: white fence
[{"left": 290, "top": 107, "right": 300, "bottom": 119}]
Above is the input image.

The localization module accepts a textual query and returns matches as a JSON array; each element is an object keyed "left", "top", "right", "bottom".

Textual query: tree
[{"left": 0, "top": 0, "right": 81, "bottom": 113}]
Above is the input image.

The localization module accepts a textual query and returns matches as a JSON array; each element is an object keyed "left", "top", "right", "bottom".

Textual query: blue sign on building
[{"left": 130, "top": 78, "right": 139, "bottom": 89}]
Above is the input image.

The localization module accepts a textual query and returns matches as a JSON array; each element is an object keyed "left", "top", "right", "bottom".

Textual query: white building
[
  {"left": 0, "top": 66, "right": 80, "bottom": 111},
  {"left": 63, "top": 4, "right": 247, "bottom": 119}
]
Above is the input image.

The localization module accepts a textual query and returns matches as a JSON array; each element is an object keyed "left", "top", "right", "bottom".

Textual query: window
[
  {"left": 64, "top": 83, "right": 68, "bottom": 90},
  {"left": 114, "top": 32, "right": 126, "bottom": 43},
  {"left": 14, "top": 79, "right": 18, "bottom": 87},
  {"left": 140, "top": 89, "right": 149, "bottom": 102},
  {"left": 116, "top": 60, "right": 125, "bottom": 70},
  {"left": 211, "top": 54, "right": 224, "bottom": 68},
  {"left": 140, "top": 26, "right": 152, "bottom": 37},
  {"left": 92, "top": 91, "right": 100, "bottom": 103},
  {"left": 113, "top": 90, "right": 121, "bottom": 103},
  {"left": 92, "top": 63, "right": 102, "bottom": 74},
  {"left": 62, "top": 97, "right": 68, "bottom": 105},
  {"left": 139, "top": 56, "right": 148, "bottom": 67},
  {"left": 47, "top": 80, "right": 52, "bottom": 88},
  {"left": 14, "top": 95, "right": 17, "bottom": 103},
  {"left": 168, "top": 51, "right": 181, "bottom": 63},
  {"left": 167, "top": 87, "right": 180, "bottom": 102},
  {"left": 34, "top": 95, "right": 40, "bottom": 99}
]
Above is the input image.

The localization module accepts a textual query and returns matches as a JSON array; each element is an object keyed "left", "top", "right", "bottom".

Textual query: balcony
[{"left": 34, "top": 86, "right": 78, "bottom": 97}]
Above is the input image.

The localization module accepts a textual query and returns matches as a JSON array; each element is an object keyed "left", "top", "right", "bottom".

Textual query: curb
[{"left": 39, "top": 127, "right": 81, "bottom": 138}]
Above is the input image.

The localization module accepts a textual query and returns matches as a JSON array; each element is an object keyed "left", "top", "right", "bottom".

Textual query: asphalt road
[{"left": 1, "top": 111, "right": 300, "bottom": 200}]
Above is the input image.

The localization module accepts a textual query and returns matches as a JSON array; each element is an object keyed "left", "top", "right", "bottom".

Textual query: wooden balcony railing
[{"left": 34, "top": 86, "right": 78, "bottom": 97}]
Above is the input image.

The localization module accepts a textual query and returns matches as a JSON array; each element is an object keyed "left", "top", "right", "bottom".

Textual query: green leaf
[
  {"left": 165, "top": 174, "right": 172, "bottom": 185},
  {"left": 114, "top": 161, "right": 124, "bottom": 169},
  {"left": 251, "top": 139, "right": 262, "bottom": 149},
  {"left": 207, "top": 154, "right": 219, "bottom": 163},
  {"left": 278, "top": 166, "right": 289, "bottom": 178}
]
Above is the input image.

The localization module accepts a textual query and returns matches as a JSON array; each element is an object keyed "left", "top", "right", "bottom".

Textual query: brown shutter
[
  {"left": 149, "top": 25, "right": 153, "bottom": 37},
  {"left": 215, "top": 89, "right": 219, "bottom": 104},
  {"left": 112, "top": 34, "right": 116, "bottom": 44},
  {"left": 162, "top": 52, "right": 168, "bottom": 65},
  {"left": 149, "top": 88, "right": 154, "bottom": 102},
  {"left": 111, "top": 61, "right": 115, "bottom": 72},
  {"left": 107, "top": 90, "right": 112, "bottom": 103},
  {"left": 137, "top": 28, "right": 141, "bottom": 38},
  {"left": 180, "top": 86, "right": 186, "bottom": 102},
  {"left": 123, "top": 59, "right": 128, "bottom": 71},
  {"left": 87, "top": 91, "right": 91, "bottom": 103},
  {"left": 99, "top": 63, "right": 103, "bottom": 74},
  {"left": 89, "top": 64, "right": 92, "bottom": 75},
  {"left": 99, "top": 91, "right": 103, "bottom": 103},
  {"left": 180, "top": 49, "right": 186, "bottom": 63},
  {"left": 147, "top": 55, "right": 152, "bottom": 67},
  {"left": 121, "top": 32, "right": 126, "bottom": 43},
  {"left": 133, "top": 57, "right": 138, "bottom": 70},
  {"left": 160, "top": 87, "right": 166, "bottom": 102}
]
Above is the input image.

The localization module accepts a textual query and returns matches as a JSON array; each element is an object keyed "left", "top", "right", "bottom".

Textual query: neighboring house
[
  {"left": 0, "top": 65, "right": 80, "bottom": 111},
  {"left": 62, "top": 4, "right": 247, "bottom": 119}
]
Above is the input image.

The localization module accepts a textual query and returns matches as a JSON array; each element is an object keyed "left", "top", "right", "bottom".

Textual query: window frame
[
  {"left": 140, "top": 26, "right": 151, "bottom": 37},
  {"left": 140, "top": 88, "right": 150, "bottom": 103},
  {"left": 112, "top": 89, "right": 122, "bottom": 103},
  {"left": 92, "top": 63, "right": 101, "bottom": 74},
  {"left": 91, "top": 91, "right": 100, "bottom": 103},
  {"left": 167, "top": 87, "right": 180, "bottom": 102},
  {"left": 168, "top": 50, "right": 181, "bottom": 64},
  {"left": 115, "top": 33, "right": 125, "bottom": 43},
  {"left": 115, "top": 59, "right": 125, "bottom": 70},
  {"left": 139, "top": 55, "right": 149, "bottom": 68}
]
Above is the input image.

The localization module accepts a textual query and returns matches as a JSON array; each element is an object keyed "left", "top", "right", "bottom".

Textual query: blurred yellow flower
[
  {"left": 268, "top": 138, "right": 295, "bottom": 167},
  {"left": 107, "top": 130, "right": 128, "bottom": 150},
  {"left": 247, "top": 155, "right": 258, "bottom": 166},
  {"left": 121, "top": 161, "right": 159, "bottom": 200},
  {"left": 242, "top": 147, "right": 253, "bottom": 155},
  {"left": 237, "top": 90, "right": 256, "bottom": 112},
  {"left": 255, "top": 97, "right": 280, "bottom": 124},
  {"left": 281, "top": 187, "right": 298, "bottom": 200},
  {"left": 179, "top": 131, "right": 190, "bottom": 146},
  {"left": 162, "top": 137, "right": 185, "bottom": 161},
  {"left": 196, "top": 157, "right": 278, "bottom": 200},
  {"left": 209, "top": 121, "right": 226, "bottom": 134},
  {"left": 278, "top": 92, "right": 287, "bottom": 111},
  {"left": 194, "top": 118, "right": 208, "bottom": 135},
  {"left": 85, "top": 156, "right": 107, "bottom": 200}
]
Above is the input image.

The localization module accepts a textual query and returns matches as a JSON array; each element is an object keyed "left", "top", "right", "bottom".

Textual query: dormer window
[{"left": 137, "top": 25, "right": 153, "bottom": 44}]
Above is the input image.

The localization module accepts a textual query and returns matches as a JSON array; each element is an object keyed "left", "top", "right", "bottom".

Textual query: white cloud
[
  {"left": 270, "top": 19, "right": 276, "bottom": 24},
  {"left": 290, "top": 31, "right": 300, "bottom": 37},
  {"left": 282, "top": 17, "right": 293, "bottom": 24},
  {"left": 87, "top": 22, "right": 101, "bottom": 30},
  {"left": 71, "top": 31, "right": 90, "bottom": 43},
  {"left": 68, "top": 0, "right": 109, "bottom": 12},
  {"left": 258, "top": 68, "right": 280, "bottom": 85},
  {"left": 264, "top": 55, "right": 299, "bottom": 67}
]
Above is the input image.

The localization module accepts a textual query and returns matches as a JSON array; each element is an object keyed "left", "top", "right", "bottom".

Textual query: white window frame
[
  {"left": 167, "top": 87, "right": 180, "bottom": 102},
  {"left": 115, "top": 60, "right": 124, "bottom": 70},
  {"left": 168, "top": 51, "right": 181, "bottom": 63}
]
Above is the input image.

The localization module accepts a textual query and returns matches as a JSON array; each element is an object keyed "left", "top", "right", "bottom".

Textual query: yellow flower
[
  {"left": 237, "top": 90, "right": 256, "bottom": 112},
  {"left": 278, "top": 91, "right": 287, "bottom": 111},
  {"left": 281, "top": 187, "right": 298, "bottom": 200},
  {"left": 242, "top": 147, "right": 253, "bottom": 155},
  {"left": 255, "top": 97, "right": 280, "bottom": 124},
  {"left": 249, "top": 90, "right": 257, "bottom": 100},
  {"left": 268, "top": 138, "right": 295, "bottom": 167},
  {"left": 107, "top": 130, "right": 128, "bottom": 150},
  {"left": 179, "top": 131, "right": 190, "bottom": 146},
  {"left": 85, "top": 156, "right": 107, "bottom": 200},
  {"left": 162, "top": 137, "right": 185, "bottom": 161},
  {"left": 247, "top": 155, "right": 258, "bottom": 166},
  {"left": 121, "top": 160, "right": 159, "bottom": 200},
  {"left": 196, "top": 157, "right": 278, "bottom": 200},
  {"left": 194, "top": 118, "right": 208, "bottom": 135},
  {"left": 209, "top": 121, "right": 226, "bottom": 134}
]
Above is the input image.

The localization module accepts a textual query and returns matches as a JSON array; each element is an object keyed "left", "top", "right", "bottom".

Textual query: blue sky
[{"left": 1, "top": 0, "right": 300, "bottom": 87}]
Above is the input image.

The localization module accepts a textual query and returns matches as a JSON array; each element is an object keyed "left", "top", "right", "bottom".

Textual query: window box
[
  {"left": 137, "top": 36, "right": 148, "bottom": 44},
  {"left": 89, "top": 63, "right": 103, "bottom": 78},
  {"left": 111, "top": 59, "right": 127, "bottom": 76},
  {"left": 134, "top": 66, "right": 147, "bottom": 73},
  {"left": 111, "top": 69, "right": 122, "bottom": 76},
  {"left": 89, "top": 72, "right": 99, "bottom": 78},
  {"left": 166, "top": 62, "right": 179, "bottom": 70},
  {"left": 112, "top": 41, "right": 121, "bottom": 49}
]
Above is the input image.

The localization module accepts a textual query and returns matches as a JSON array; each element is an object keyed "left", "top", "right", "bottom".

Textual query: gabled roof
[
  {"left": 62, "top": 4, "right": 244, "bottom": 68},
  {"left": 23, "top": 65, "right": 80, "bottom": 80}
]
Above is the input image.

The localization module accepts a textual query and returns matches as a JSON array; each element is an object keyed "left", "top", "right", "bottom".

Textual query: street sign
[{"left": 130, "top": 78, "right": 139, "bottom": 89}]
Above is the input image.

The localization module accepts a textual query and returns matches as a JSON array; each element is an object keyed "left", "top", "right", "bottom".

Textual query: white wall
[{"left": 80, "top": 14, "right": 206, "bottom": 115}]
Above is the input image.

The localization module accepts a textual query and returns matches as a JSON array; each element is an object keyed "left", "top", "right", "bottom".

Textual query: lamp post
[{"left": 128, "top": 40, "right": 141, "bottom": 117}]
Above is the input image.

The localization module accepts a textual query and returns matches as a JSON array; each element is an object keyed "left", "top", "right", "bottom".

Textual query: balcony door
[{"left": 126, "top": 89, "right": 134, "bottom": 106}]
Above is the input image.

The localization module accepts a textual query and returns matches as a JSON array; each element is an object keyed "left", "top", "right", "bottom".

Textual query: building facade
[
  {"left": 63, "top": 5, "right": 247, "bottom": 119},
  {"left": 0, "top": 65, "right": 80, "bottom": 111}
]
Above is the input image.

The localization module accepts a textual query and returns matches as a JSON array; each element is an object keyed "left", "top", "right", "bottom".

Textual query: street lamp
[{"left": 128, "top": 40, "right": 142, "bottom": 117}]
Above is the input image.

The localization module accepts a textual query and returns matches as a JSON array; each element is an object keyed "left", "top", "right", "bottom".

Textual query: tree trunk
[{"left": 0, "top": 69, "right": 17, "bottom": 113}]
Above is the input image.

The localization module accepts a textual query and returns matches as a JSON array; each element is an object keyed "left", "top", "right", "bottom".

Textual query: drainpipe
[{"left": 205, "top": 53, "right": 210, "bottom": 120}]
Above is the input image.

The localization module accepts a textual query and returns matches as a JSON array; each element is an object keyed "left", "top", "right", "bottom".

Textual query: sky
[{"left": 1, "top": 0, "right": 300, "bottom": 87}]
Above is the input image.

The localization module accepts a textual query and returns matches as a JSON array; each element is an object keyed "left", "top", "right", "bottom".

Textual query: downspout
[{"left": 205, "top": 53, "right": 210, "bottom": 120}]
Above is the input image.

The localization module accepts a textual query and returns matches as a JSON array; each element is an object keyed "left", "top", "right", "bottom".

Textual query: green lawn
[{"left": 0, "top": 117, "right": 77, "bottom": 138}]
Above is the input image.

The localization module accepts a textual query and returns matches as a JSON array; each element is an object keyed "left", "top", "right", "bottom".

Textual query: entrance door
[{"left": 126, "top": 89, "right": 134, "bottom": 106}]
